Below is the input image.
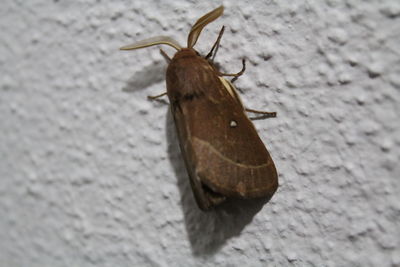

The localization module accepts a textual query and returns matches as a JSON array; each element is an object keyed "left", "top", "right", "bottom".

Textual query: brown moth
[{"left": 121, "top": 6, "right": 278, "bottom": 210}]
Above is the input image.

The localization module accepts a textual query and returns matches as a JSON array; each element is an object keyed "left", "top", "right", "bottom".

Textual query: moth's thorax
[
  {"left": 166, "top": 48, "right": 219, "bottom": 100},
  {"left": 169, "top": 48, "right": 209, "bottom": 69},
  {"left": 172, "top": 48, "right": 199, "bottom": 60}
]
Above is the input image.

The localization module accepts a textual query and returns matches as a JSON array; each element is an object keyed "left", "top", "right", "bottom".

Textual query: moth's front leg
[{"left": 218, "top": 59, "right": 246, "bottom": 82}]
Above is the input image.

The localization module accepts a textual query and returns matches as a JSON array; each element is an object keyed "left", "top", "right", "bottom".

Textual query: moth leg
[
  {"left": 147, "top": 92, "right": 167, "bottom": 100},
  {"left": 160, "top": 49, "right": 171, "bottom": 63},
  {"left": 205, "top": 26, "right": 225, "bottom": 61},
  {"left": 219, "top": 59, "right": 246, "bottom": 82},
  {"left": 245, "top": 108, "right": 277, "bottom": 118}
]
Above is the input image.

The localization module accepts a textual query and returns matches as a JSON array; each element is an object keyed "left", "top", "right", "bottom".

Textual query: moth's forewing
[
  {"left": 166, "top": 49, "right": 278, "bottom": 209},
  {"left": 171, "top": 103, "right": 226, "bottom": 210}
]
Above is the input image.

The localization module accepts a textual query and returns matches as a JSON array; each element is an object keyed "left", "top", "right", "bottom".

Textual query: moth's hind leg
[{"left": 245, "top": 108, "right": 277, "bottom": 118}]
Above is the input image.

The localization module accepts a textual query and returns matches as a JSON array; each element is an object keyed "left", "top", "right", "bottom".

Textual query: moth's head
[
  {"left": 172, "top": 48, "right": 200, "bottom": 60},
  {"left": 120, "top": 6, "right": 224, "bottom": 53}
]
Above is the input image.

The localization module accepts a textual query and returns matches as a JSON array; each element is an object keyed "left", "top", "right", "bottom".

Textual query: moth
[{"left": 121, "top": 6, "right": 278, "bottom": 210}]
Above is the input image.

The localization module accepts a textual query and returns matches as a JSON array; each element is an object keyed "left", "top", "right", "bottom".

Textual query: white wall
[{"left": 1, "top": 0, "right": 399, "bottom": 266}]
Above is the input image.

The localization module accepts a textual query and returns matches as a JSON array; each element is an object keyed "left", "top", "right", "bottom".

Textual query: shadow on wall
[
  {"left": 122, "top": 60, "right": 165, "bottom": 92},
  {"left": 165, "top": 110, "right": 269, "bottom": 256}
]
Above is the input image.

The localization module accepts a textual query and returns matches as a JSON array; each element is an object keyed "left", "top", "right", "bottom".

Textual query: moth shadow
[
  {"left": 122, "top": 60, "right": 166, "bottom": 93},
  {"left": 166, "top": 110, "right": 270, "bottom": 256}
]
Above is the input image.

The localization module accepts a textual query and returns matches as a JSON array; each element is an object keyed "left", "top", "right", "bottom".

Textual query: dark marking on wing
[{"left": 182, "top": 91, "right": 204, "bottom": 101}]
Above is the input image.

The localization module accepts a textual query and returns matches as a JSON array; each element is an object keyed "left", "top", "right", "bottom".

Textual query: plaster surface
[{"left": 1, "top": 0, "right": 399, "bottom": 266}]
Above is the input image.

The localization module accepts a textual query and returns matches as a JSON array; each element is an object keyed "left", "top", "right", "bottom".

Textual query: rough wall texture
[{"left": 1, "top": 0, "right": 399, "bottom": 266}]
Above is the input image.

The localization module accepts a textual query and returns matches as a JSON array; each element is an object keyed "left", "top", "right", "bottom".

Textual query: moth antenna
[
  {"left": 187, "top": 6, "right": 224, "bottom": 48},
  {"left": 120, "top": 36, "right": 182, "bottom": 51}
]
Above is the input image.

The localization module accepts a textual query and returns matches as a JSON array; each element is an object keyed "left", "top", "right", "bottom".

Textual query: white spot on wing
[{"left": 230, "top": 120, "right": 238, "bottom": 127}]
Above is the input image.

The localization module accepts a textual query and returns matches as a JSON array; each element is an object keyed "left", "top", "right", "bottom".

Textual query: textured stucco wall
[{"left": 1, "top": 0, "right": 399, "bottom": 266}]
